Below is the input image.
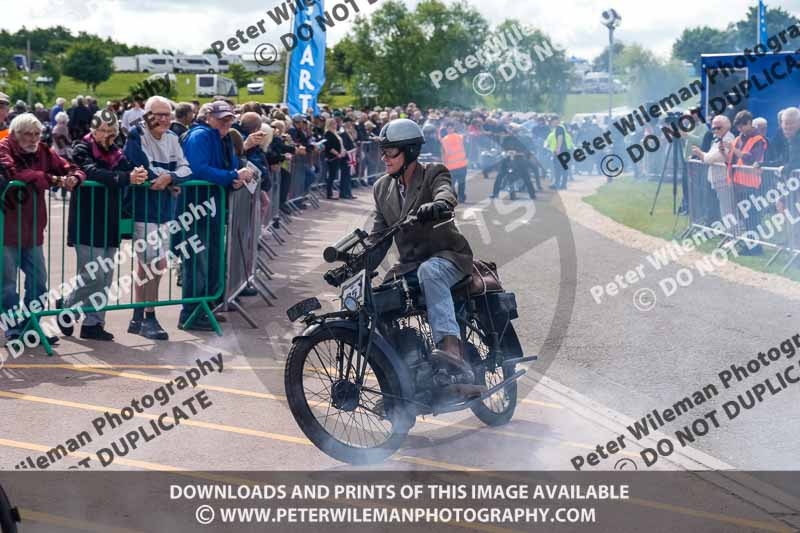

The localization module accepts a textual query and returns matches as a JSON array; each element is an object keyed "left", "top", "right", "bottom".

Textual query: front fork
[{"left": 326, "top": 309, "right": 376, "bottom": 387}]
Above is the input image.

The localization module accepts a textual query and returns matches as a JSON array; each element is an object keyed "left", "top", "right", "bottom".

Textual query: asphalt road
[{"left": 1, "top": 171, "right": 799, "bottom": 532}]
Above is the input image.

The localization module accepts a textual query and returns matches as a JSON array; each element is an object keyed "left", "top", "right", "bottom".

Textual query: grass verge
[{"left": 584, "top": 175, "right": 800, "bottom": 283}]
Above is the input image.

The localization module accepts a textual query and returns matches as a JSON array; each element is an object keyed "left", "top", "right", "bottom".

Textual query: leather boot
[
  {"left": 431, "top": 335, "right": 487, "bottom": 399},
  {"left": 438, "top": 335, "right": 462, "bottom": 359}
]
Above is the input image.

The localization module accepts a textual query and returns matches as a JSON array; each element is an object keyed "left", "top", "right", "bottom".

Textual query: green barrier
[{"left": 0, "top": 179, "right": 227, "bottom": 356}]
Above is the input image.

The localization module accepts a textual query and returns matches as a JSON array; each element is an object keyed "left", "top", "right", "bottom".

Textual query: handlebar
[
  {"left": 323, "top": 229, "right": 369, "bottom": 263},
  {"left": 322, "top": 208, "right": 452, "bottom": 287}
]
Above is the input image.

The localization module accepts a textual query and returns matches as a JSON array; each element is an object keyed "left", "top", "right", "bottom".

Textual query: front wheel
[{"left": 284, "top": 326, "right": 411, "bottom": 464}]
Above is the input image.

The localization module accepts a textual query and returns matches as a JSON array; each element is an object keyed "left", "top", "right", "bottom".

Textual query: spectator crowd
[
  {"left": 0, "top": 91, "right": 578, "bottom": 349},
  {"left": 9, "top": 87, "right": 795, "bottom": 347}
]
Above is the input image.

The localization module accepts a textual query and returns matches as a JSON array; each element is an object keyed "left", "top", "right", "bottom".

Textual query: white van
[
  {"left": 176, "top": 55, "right": 216, "bottom": 74},
  {"left": 196, "top": 74, "right": 238, "bottom": 97},
  {"left": 205, "top": 54, "right": 241, "bottom": 73},
  {"left": 137, "top": 55, "right": 175, "bottom": 73},
  {"left": 113, "top": 56, "right": 138, "bottom": 72}
]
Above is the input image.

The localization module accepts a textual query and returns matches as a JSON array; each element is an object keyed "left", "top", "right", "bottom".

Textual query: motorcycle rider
[
  {"left": 490, "top": 126, "right": 538, "bottom": 200},
  {"left": 367, "top": 118, "right": 486, "bottom": 400}
]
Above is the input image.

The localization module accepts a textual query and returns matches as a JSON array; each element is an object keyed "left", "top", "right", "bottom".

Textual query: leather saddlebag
[{"left": 469, "top": 260, "right": 503, "bottom": 296}]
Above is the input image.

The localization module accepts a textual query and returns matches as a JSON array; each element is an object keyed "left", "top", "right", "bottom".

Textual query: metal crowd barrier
[
  {"left": 357, "top": 140, "right": 385, "bottom": 183},
  {"left": 216, "top": 177, "right": 275, "bottom": 324},
  {"left": 254, "top": 140, "right": 384, "bottom": 308},
  {"left": 0, "top": 180, "right": 227, "bottom": 355},
  {"left": 684, "top": 160, "right": 800, "bottom": 272}
]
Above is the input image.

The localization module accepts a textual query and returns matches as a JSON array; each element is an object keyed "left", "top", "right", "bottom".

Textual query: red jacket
[{"left": 0, "top": 135, "right": 85, "bottom": 247}]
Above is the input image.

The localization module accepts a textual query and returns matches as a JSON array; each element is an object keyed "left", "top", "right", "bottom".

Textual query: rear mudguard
[
  {"left": 498, "top": 322, "right": 524, "bottom": 359},
  {"left": 293, "top": 319, "right": 417, "bottom": 430}
]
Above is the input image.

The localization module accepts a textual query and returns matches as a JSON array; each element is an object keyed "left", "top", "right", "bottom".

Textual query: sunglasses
[
  {"left": 711, "top": 126, "right": 723, "bottom": 131},
  {"left": 381, "top": 148, "right": 402, "bottom": 159}
]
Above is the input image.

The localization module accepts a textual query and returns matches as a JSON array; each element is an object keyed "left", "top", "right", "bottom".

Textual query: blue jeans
[
  {"left": 65, "top": 245, "right": 117, "bottom": 327},
  {"left": 451, "top": 167, "right": 467, "bottom": 203},
  {"left": 416, "top": 257, "right": 463, "bottom": 345},
  {"left": 2, "top": 246, "right": 47, "bottom": 338}
]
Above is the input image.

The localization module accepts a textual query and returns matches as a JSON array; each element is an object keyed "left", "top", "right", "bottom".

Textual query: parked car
[
  {"left": 328, "top": 83, "right": 346, "bottom": 95},
  {"left": 247, "top": 78, "right": 265, "bottom": 95}
]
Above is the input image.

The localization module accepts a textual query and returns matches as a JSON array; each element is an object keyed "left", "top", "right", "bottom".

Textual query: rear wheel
[
  {"left": 284, "top": 326, "right": 411, "bottom": 464},
  {"left": 463, "top": 320, "right": 518, "bottom": 426}
]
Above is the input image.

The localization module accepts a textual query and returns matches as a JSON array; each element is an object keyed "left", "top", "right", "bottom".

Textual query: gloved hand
[{"left": 416, "top": 200, "right": 450, "bottom": 223}]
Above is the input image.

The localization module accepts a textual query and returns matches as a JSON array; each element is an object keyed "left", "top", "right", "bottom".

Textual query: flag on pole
[
  {"left": 347, "top": 149, "right": 358, "bottom": 176},
  {"left": 758, "top": 0, "right": 768, "bottom": 46},
  {"left": 287, "top": 0, "right": 326, "bottom": 116}
]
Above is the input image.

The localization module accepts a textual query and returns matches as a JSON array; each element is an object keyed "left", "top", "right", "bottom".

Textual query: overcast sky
[{"left": 6, "top": 0, "right": 800, "bottom": 60}]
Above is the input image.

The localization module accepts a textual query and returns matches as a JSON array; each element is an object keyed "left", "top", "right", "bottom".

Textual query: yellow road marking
[
  {"left": 17, "top": 508, "right": 147, "bottom": 533},
  {"left": 394, "top": 455, "right": 481, "bottom": 472},
  {"left": 418, "top": 417, "right": 638, "bottom": 457},
  {"left": 0, "top": 437, "right": 790, "bottom": 533},
  {"left": 60, "top": 367, "right": 289, "bottom": 402},
  {"left": 6, "top": 365, "right": 564, "bottom": 408},
  {"left": 391, "top": 457, "right": 793, "bottom": 533},
  {"left": 41, "top": 364, "right": 567, "bottom": 415},
  {"left": 0, "top": 439, "right": 520, "bottom": 533},
  {"left": 0, "top": 368, "right": 603, "bottom": 455},
  {"left": 0, "top": 387, "right": 754, "bottom": 531},
  {"left": 626, "top": 497, "right": 794, "bottom": 533},
  {"left": 0, "top": 390, "right": 310, "bottom": 447},
  {"left": 0, "top": 438, "right": 274, "bottom": 485},
  {"left": 520, "top": 398, "right": 562, "bottom": 409},
  {"left": 0, "top": 437, "right": 180, "bottom": 472},
  {"left": 4, "top": 364, "right": 284, "bottom": 370}
]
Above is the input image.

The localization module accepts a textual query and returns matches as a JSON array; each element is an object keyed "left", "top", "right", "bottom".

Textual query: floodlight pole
[
  {"left": 26, "top": 39, "right": 33, "bottom": 108},
  {"left": 607, "top": 25, "right": 614, "bottom": 123}
]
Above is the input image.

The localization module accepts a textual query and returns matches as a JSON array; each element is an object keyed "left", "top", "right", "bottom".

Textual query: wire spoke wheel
[
  {"left": 285, "top": 326, "right": 410, "bottom": 464},
  {"left": 464, "top": 319, "right": 518, "bottom": 426}
]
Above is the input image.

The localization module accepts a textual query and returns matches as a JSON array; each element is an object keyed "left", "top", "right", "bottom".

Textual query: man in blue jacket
[{"left": 180, "top": 101, "right": 252, "bottom": 331}]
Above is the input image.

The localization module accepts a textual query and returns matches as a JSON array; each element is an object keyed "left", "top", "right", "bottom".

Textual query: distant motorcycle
[
  {"left": 284, "top": 211, "right": 535, "bottom": 464},
  {"left": 479, "top": 147, "right": 504, "bottom": 178},
  {"left": 493, "top": 150, "right": 538, "bottom": 200}
]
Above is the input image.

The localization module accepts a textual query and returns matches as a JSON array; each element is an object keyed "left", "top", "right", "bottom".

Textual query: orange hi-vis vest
[
  {"left": 0, "top": 128, "right": 7, "bottom": 141},
  {"left": 727, "top": 133, "right": 767, "bottom": 189},
  {"left": 441, "top": 133, "right": 468, "bottom": 171}
]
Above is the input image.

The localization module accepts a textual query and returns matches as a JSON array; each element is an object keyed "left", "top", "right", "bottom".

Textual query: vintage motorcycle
[
  {"left": 496, "top": 149, "right": 541, "bottom": 200},
  {"left": 284, "top": 211, "right": 535, "bottom": 464}
]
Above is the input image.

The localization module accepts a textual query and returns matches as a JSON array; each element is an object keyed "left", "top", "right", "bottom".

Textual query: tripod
[{"left": 650, "top": 135, "right": 688, "bottom": 216}]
